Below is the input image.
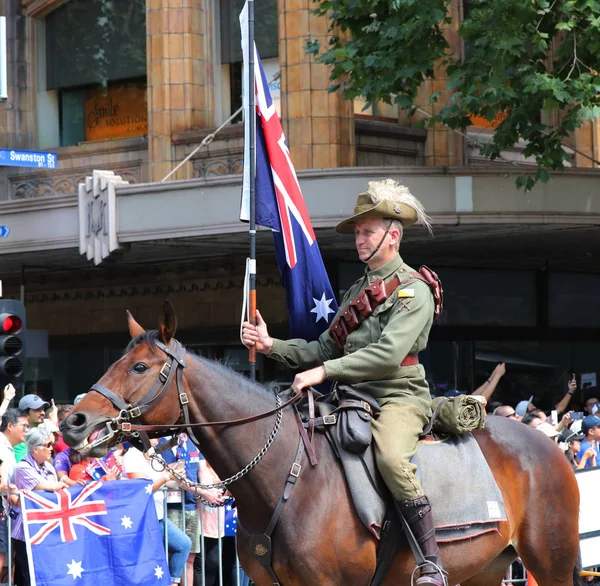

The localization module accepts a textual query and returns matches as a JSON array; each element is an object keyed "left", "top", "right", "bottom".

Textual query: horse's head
[{"left": 61, "top": 301, "right": 184, "bottom": 456}]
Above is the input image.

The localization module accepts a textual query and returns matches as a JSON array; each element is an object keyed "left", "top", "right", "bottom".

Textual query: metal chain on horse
[{"left": 147, "top": 394, "right": 283, "bottom": 507}]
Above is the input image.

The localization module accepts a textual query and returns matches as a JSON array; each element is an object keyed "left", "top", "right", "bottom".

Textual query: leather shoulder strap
[{"left": 402, "top": 266, "right": 444, "bottom": 320}]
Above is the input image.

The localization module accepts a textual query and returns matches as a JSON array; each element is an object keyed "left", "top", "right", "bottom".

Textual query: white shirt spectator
[{"left": 122, "top": 447, "right": 166, "bottom": 520}]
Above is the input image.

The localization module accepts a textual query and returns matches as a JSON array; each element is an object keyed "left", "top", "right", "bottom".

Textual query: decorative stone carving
[
  {"left": 11, "top": 167, "right": 140, "bottom": 200},
  {"left": 78, "top": 170, "right": 129, "bottom": 266},
  {"left": 192, "top": 152, "right": 244, "bottom": 178}
]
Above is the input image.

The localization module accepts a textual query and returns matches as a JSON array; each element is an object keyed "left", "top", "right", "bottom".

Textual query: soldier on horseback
[{"left": 242, "top": 179, "right": 447, "bottom": 586}]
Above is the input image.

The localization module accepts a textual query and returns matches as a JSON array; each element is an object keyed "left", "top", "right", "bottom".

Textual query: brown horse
[{"left": 61, "top": 303, "right": 582, "bottom": 586}]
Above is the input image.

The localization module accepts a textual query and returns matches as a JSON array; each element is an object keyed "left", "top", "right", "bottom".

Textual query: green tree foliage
[{"left": 306, "top": 0, "right": 600, "bottom": 188}]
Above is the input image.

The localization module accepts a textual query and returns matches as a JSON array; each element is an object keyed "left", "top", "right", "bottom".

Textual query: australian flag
[
  {"left": 21, "top": 479, "right": 169, "bottom": 586},
  {"left": 224, "top": 501, "right": 238, "bottom": 537},
  {"left": 239, "top": 2, "right": 338, "bottom": 341}
]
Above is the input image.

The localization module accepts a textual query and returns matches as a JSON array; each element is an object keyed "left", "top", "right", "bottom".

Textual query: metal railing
[
  {"left": 501, "top": 560, "right": 527, "bottom": 585},
  {"left": 0, "top": 488, "right": 249, "bottom": 586},
  {"left": 162, "top": 488, "right": 249, "bottom": 586}
]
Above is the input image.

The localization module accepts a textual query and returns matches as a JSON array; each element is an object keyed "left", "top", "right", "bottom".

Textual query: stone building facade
[{"left": 1, "top": 0, "right": 600, "bottom": 407}]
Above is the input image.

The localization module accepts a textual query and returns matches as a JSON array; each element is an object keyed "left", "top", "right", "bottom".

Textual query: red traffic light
[{"left": 1, "top": 314, "right": 22, "bottom": 335}]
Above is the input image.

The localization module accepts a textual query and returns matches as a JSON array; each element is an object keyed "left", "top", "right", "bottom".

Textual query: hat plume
[{"left": 367, "top": 179, "right": 433, "bottom": 234}]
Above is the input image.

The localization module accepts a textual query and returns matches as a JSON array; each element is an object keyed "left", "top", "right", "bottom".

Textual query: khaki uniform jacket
[{"left": 270, "top": 255, "right": 434, "bottom": 416}]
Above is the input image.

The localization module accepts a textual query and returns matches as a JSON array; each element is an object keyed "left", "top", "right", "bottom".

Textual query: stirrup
[{"left": 411, "top": 561, "right": 448, "bottom": 586}]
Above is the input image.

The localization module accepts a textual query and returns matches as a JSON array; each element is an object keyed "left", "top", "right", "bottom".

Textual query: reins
[
  {"left": 122, "top": 390, "right": 303, "bottom": 432},
  {"left": 80, "top": 335, "right": 309, "bottom": 502}
]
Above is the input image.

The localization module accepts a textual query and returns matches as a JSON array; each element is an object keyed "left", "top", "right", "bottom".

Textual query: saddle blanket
[
  {"left": 411, "top": 433, "right": 507, "bottom": 542},
  {"left": 340, "top": 432, "right": 507, "bottom": 543}
]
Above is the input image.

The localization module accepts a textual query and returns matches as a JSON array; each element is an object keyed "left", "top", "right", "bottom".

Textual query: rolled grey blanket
[{"left": 431, "top": 395, "right": 486, "bottom": 435}]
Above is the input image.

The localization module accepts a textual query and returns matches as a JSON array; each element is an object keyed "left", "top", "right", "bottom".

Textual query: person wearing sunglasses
[
  {"left": 11, "top": 426, "right": 68, "bottom": 586},
  {"left": 492, "top": 405, "right": 519, "bottom": 419}
]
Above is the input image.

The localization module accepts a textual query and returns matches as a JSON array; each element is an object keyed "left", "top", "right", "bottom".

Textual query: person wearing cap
[
  {"left": 515, "top": 396, "right": 535, "bottom": 421},
  {"left": 557, "top": 429, "right": 595, "bottom": 470},
  {"left": 14, "top": 395, "right": 58, "bottom": 462},
  {"left": 18, "top": 394, "right": 50, "bottom": 426},
  {"left": 576, "top": 415, "right": 600, "bottom": 468},
  {"left": 242, "top": 179, "right": 447, "bottom": 586},
  {"left": 513, "top": 377, "right": 578, "bottom": 423},
  {"left": 536, "top": 422, "right": 559, "bottom": 440}
]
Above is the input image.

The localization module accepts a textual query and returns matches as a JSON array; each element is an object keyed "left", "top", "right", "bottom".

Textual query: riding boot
[{"left": 397, "top": 496, "right": 447, "bottom": 586}]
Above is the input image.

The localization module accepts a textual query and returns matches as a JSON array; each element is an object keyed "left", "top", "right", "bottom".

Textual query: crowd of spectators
[
  {"left": 440, "top": 365, "right": 599, "bottom": 584},
  {"left": 439, "top": 363, "right": 600, "bottom": 471},
  {"left": 485, "top": 372, "right": 600, "bottom": 470},
  {"left": 1, "top": 369, "right": 596, "bottom": 585},
  {"left": 0, "top": 386, "right": 249, "bottom": 586}
]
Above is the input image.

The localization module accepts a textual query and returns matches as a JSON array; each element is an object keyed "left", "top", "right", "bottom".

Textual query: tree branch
[{"left": 565, "top": 36, "right": 577, "bottom": 81}]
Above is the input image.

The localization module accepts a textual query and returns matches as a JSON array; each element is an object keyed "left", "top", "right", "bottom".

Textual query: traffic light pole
[{"left": 0, "top": 299, "right": 26, "bottom": 394}]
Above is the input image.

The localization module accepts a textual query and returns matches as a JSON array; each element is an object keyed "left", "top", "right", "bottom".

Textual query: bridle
[
  {"left": 81, "top": 335, "right": 322, "bottom": 585},
  {"left": 86, "top": 337, "right": 190, "bottom": 452},
  {"left": 79, "top": 336, "right": 304, "bottom": 491}
]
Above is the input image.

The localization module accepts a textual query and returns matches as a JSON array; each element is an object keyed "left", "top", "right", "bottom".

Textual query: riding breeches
[{"left": 371, "top": 398, "right": 429, "bottom": 501}]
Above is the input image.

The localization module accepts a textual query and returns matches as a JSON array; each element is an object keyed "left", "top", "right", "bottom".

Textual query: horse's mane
[
  {"left": 191, "top": 354, "right": 281, "bottom": 400},
  {"left": 125, "top": 330, "right": 160, "bottom": 353},
  {"left": 124, "top": 330, "right": 279, "bottom": 400}
]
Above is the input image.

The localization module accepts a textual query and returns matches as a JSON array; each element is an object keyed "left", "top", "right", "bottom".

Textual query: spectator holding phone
[
  {"left": 559, "top": 429, "right": 597, "bottom": 469},
  {"left": 554, "top": 375, "right": 578, "bottom": 417},
  {"left": 576, "top": 415, "right": 600, "bottom": 468}
]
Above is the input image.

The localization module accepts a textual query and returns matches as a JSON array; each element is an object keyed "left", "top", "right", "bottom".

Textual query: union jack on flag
[
  {"left": 240, "top": 2, "right": 338, "bottom": 341},
  {"left": 22, "top": 481, "right": 109, "bottom": 544},
  {"left": 21, "top": 479, "right": 169, "bottom": 586}
]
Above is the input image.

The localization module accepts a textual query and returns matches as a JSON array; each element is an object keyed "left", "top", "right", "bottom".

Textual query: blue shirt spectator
[
  {"left": 53, "top": 447, "right": 71, "bottom": 478},
  {"left": 576, "top": 415, "right": 600, "bottom": 467},
  {"left": 159, "top": 434, "right": 203, "bottom": 511}
]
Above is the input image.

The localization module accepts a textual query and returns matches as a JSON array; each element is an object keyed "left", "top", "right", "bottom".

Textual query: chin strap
[{"left": 364, "top": 219, "right": 394, "bottom": 263}]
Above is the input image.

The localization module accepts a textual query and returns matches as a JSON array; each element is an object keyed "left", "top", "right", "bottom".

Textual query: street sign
[
  {"left": 0, "top": 149, "right": 57, "bottom": 169},
  {"left": 0, "top": 226, "right": 9, "bottom": 238}
]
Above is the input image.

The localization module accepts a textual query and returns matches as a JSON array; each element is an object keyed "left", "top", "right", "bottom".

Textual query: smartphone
[
  {"left": 550, "top": 410, "right": 558, "bottom": 426},
  {"left": 571, "top": 412, "right": 585, "bottom": 420}
]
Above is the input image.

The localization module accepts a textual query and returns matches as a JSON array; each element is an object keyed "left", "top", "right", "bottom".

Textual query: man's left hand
[{"left": 291, "top": 366, "right": 327, "bottom": 395}]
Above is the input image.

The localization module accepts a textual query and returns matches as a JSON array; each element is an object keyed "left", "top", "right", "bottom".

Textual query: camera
[{"left": 570, "top": 412, "right": 585, "bottom": 420}]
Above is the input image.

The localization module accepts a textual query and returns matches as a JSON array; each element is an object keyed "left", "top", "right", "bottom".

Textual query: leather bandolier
[{"left": 329, "top": 265, "right": 444, "bottom": 350}]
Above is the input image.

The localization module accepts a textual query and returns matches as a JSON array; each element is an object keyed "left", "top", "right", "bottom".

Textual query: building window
[
  {"left": 220, "top": 0, "right": 279, "bottom": 117},
  {"left": 43, "top": 0, "right": 147, "bottom": 147},
  {"left": 549, "top": 273, "right": 600, "bottom": 328}
]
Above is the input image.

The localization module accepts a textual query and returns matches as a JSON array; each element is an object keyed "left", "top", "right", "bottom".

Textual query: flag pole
[{"left": 248, "top": 0, "right": 257, "bottom": 382}]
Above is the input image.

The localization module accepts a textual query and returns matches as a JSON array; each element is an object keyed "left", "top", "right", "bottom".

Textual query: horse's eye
[{"left": 131, "top": 362, "right": 148, "bottom": 374}]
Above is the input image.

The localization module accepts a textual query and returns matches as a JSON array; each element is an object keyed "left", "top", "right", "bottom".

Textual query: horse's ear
[
  {"left": 158, "top": 300, "right": 177, "bottom": 344},
  {"left": 127, "top": 310, "right": 145, "bottom": 339}
]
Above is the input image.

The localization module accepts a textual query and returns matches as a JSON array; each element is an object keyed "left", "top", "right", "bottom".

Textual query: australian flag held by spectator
[
  {"left": 21, "top": 479, "right": 169, "bottom": 586},
  {"left": 224, "top": 501, "right": 238, "bottom": 537},
  {"left": 239, "top": 2, "right": 338, "bottom": 341}
]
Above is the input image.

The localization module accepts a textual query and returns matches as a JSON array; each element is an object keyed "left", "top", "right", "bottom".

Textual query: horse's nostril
[{"left": 69, "top": 412, "right": 87, "bottom": 429}]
